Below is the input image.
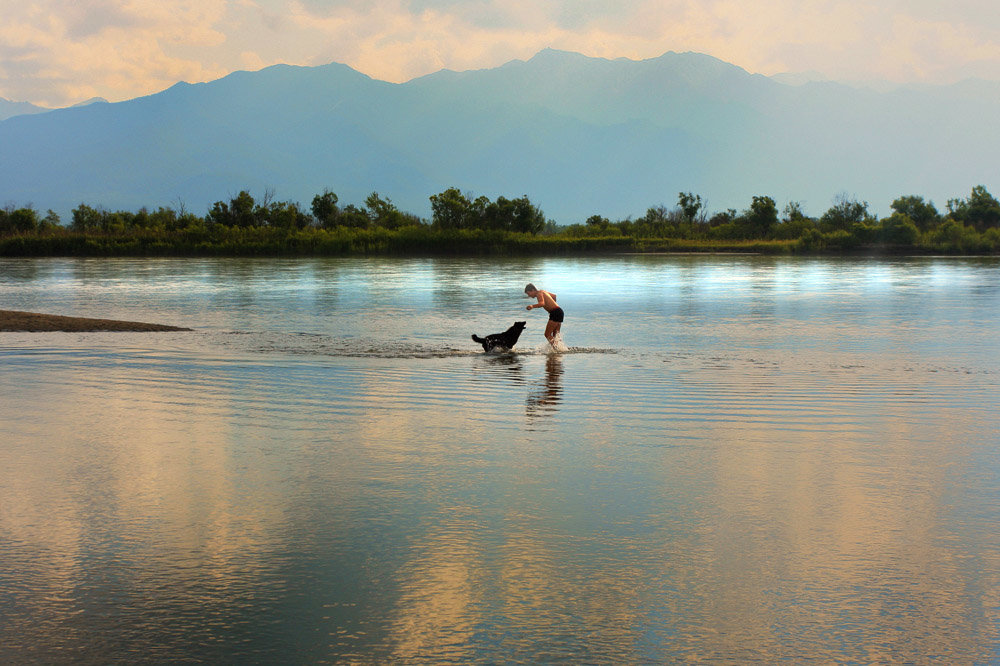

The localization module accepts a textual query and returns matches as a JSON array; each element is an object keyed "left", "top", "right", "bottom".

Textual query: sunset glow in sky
[{"left": 3, "top": 0, "right": 1000, "bottom": 107}]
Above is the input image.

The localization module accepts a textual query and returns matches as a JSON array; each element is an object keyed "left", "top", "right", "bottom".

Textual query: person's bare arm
[{"left": 526, "top": 289, "right": 558, "bottom": 310}]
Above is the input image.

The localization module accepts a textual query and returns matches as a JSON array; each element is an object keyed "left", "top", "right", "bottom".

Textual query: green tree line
[
  {"left": 2, "top": 185, "right": 999, "bottom": 255},
  {"left": 568, "top": 186, "right": 1000, "bottom": 254}
]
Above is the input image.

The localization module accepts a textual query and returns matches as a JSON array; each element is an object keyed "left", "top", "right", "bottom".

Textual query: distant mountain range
[
  {"left": 0, "top": 96, "right": 110, "bottom": 121},
  {"left": 0, "top": 96, "right": 108, "bottom": 121},
  {"left": 2, "top": 49, "right": 998, "bottom": 222},
  {"left": 0, "top": 97, "right": 50, "bottom": 121}
]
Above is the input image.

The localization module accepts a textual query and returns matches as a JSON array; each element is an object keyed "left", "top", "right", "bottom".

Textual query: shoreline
[{"left": 0, "top": 309, "right": 192, "bottom": 332}]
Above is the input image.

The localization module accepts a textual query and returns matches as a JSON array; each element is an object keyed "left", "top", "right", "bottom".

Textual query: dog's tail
[{"left": 471, "top": 335, "right": 485, "bottom": 343}]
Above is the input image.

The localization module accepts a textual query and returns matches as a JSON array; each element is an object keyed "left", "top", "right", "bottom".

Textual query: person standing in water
[{"left": 524, "top": 283, "right": 564, "bottom": 346}]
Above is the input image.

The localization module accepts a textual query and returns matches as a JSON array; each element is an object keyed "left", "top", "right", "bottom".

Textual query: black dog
[{"left": 472, "top": 321, "right": 527, "bottom": 352}]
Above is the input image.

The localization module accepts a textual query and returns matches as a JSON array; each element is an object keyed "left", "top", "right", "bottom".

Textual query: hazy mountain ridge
[
  {"left": 0, "top": 95, "right": 109, "bottom": 121},
  {"left": 1, "top": 50, "right": 998, "bottom": 222},
  {"left": 0, "top": 97, "right": 51, "bottom": 121}
]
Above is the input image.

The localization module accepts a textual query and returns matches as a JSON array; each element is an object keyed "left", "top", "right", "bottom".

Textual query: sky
[{"left": 3, "top": 0, "right": 1000, "bottom": 107}]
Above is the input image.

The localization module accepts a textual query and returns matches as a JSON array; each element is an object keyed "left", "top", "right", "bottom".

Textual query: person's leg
[{"left": 545, "top": 320, "right": 561, "bottom": 343}]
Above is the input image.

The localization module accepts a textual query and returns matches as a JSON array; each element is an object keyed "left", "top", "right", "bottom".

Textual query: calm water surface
[{"left": 1, "top": 256, "right": 999, "bottom": 663}]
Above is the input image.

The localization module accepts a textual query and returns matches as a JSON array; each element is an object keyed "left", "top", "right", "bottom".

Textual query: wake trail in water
[{"left": 214, "top": 330, "right": 616, "bottom": 360}]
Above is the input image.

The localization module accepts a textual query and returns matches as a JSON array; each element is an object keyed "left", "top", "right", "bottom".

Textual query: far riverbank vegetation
[{"left": 2, "top": 185, "right": 999, "bottom": 256}]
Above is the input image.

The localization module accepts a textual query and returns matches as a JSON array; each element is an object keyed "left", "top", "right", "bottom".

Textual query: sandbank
[{"left": 0, "top": 309, "right": 191, "bottom": 332}]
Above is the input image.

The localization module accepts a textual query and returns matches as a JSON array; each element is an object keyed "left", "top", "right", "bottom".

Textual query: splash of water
[{"left": 548, "top": 333, "right": 569, "bottom": 353}]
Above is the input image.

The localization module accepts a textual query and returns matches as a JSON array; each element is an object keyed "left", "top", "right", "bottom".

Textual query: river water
[{"left": 1, "top": 256, "right": 999, "bottom": 663}]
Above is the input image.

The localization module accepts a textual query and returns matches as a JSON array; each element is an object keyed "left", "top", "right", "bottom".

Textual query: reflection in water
[
  {"left": 482, "top": 352, "right": 525, "bottom": 384},
  {"left": 526, "top": 353, "right": 563, "bottom": 425},
  {"left": 1, "top": 257, "right": 1000, "bottom": 663}
]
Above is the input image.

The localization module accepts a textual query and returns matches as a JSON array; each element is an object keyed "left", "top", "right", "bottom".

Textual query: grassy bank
[
  {"left": 0, "top": 226, "right": 635, "bottom": 257},
  {"left": 2, "top": 225, "right": 996, "bottom": 257}
]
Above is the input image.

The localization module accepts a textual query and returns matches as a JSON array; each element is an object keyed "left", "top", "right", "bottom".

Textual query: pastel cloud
[
  {"left": 281, "top": 0, "right": 1000, "bottom": 85},
  {"left": 0, "top": 0, "right": 230, "bottom": 106},
  {"left": 2, "top": 0, "right": 999, "bottom": 107}
]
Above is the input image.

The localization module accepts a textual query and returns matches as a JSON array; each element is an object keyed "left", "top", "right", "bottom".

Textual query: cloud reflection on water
[{"left": 2, "top": 257, "right": 999, "bottom": 662}]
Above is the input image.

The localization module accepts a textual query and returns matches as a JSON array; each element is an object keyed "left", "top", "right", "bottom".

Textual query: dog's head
[{"left": 512, "top": 321, "right": 527, "bottom": 331}]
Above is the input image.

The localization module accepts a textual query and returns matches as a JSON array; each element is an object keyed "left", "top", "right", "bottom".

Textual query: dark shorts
[{"left": 548, "top": 307, "right": 565, "bottom": 323}]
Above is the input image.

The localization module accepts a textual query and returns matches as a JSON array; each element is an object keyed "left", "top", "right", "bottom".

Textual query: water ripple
[{"left": 2, "top": 256, "right": 999, "bottom": 664}]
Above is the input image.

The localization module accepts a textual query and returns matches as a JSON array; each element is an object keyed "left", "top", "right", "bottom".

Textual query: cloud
[
  {"left": 277, "top": 0, "right": 1000, "bottom": 85},
  {"left": 0, "top": 0, "right": 230, "bottom": 106},
  {"left": 883, "top": 13, "right": 1000, "bottom": 81},
  {"left": 2, "top": 0, "right": 1000, "bottom": 107}
]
